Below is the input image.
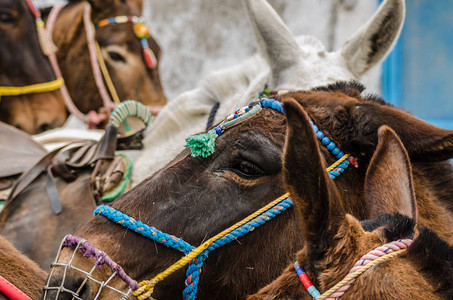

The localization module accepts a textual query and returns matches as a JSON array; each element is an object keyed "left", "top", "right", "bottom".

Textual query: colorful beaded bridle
[
  {"left": 44, "top": 3, "right": 161, "bottom": 127},
  {"left": 44, "top": 98, "right": 358, "bottom": 300},
  {"left": 0, "top": 0, "right": 64, "bottom": 102}
]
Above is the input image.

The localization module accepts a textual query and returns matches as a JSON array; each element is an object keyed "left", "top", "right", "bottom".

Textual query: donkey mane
[
  {"left": 407, "top": 227, "right": 453, "bottom": 297},
  {"left": 313, "top": 81, "right": 392, "bottom": 106},
  {"left": 360, "top": 213, "right": 415, "bottom": 241}
]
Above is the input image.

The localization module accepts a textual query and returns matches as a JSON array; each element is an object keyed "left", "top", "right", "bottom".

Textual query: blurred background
[{"left": 38, "top": 0, "right": 453, "bottom": 128}]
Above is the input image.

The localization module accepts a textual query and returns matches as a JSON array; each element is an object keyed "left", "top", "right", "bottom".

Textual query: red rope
[{"left": 0, "top": 275, "right": 32, "bottom": 300}]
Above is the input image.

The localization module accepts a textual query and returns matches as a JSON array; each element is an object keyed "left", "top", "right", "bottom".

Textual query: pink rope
[
  {"left": 325, "top": 239, "right": 413, "bottom": 299},
  {"left": 46, "top": 5, "right": 89, "bottom": 123},
  {"left": 83, "top": 4, "right": 115, "bottom": 110}
]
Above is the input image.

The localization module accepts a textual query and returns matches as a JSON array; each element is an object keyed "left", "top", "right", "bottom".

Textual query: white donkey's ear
[
  {"left": 243, "top": 0, "right": 301, "bottom": 80},
  {"left": 342, "top": 0, "right": 405, "bottom": 76}
]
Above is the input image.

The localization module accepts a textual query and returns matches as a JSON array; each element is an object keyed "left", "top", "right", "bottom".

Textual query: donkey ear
[
  {"left": 364, "top": 126, "right": 417, "bottom": 221},
  {"left": 243, "top": 0, "right": 302, "bottom": 84},
  {"left": 342, "top": 0, "right": 405, "bottom": 76},
  {"left": 283, "top": 98, "right": 335, "bottom": 247}
]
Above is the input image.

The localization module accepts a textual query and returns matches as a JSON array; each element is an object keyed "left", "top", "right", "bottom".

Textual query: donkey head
[
  {"left": 244, "top": 0, "right": 405, "bottom": 89},
  {"left": 250, "top": 100, "right": 453, "bottom": 299},
  {"left": 43, "top": 83, "right": 453, "bottom": 299},
  {"left": 0, "top": 0, "right": 66, "bottom": 134},
  {"left": 51, "top": 0, "right": 166, "bottom": 113}
]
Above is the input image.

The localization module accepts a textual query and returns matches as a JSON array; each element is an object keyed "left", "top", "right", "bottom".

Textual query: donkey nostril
[
  {"left": 38, "top": 123, "right": 53, "bottom": 133},
  {"left": 13, "top": 124, "right": 23, "bottom": 131}
]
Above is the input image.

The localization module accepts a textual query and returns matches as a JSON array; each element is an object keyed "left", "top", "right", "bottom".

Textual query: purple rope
[{"left": 63, "top": 234, "right": 151, "bottom": 299}]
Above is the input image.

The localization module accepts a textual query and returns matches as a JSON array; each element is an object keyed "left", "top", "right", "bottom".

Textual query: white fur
[{"left": 132, "top": 0, "right": 405, "bottom": 184}]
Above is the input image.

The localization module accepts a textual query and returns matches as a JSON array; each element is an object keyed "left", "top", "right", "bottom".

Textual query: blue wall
[{"left": 381, "top": 0, "right": 453, "bottom": 129}]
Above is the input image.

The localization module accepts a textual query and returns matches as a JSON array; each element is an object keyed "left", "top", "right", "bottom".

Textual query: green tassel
[{"left": 184, "top": 129, "right": 218, "bottom": 157}]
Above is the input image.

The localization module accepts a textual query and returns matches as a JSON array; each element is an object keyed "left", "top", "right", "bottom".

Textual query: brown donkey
[
  {"left": 250, "top": 100, "right": 453, "bottom": 299},
  {"left": 0, "top": 236, "right": 47, "bottom": 299},
  {"left": 42, "top": 82, "right": 453, "bottom": 299},
  {"left": 0, "top": 0, "right": 66, "bottom": 134},
  {"left": 43, "top": 0, "right": 166, "bottom": 121}
]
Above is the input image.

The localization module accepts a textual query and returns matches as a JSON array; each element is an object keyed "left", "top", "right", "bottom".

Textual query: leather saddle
[{"left": 0, "top": 121, "right": 140, "bottom": 214}]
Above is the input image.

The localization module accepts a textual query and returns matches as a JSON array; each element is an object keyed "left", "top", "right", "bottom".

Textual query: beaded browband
[
  {"left": 185, "top": 98, "right": 357, "bottom": 179},
  {"left": 96, "top": 16, "right": 157, "bottom": 69}
]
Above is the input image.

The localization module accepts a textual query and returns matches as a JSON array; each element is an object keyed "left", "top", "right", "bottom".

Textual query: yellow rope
[
  {"left": 133, "top": 154, "right": 355, "bottom": 299},
  {"left": 0, "top": 77, "right": 64, "bottom": 101},
  {"left": 133, "top": 192, "right": 291, "bottom": 299},
  {"left": 318, "top": 249, "right": 407, "bottom": 299},
  {"left": 95, "top": 41, "right": 121, "bottom": 105},
  {"left": 325, "top": 154, "right": 349, "bottom": 172}
]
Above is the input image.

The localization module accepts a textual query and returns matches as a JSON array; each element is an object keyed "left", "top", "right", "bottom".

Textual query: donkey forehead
[{"left": 276, "top": 37, "right": 356, "bottom": 90}]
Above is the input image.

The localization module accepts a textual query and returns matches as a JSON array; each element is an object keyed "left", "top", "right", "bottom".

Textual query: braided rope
[
  {"left": 297, "top": 239, "right": 413, "bottom": 299},
  {"left": 94, "top": 205, "right": 194, "bottom": 254},
  {"left": 182, "top": 199, "right": 292, "bottom": 300},
  {"left": 319, "top": 239, "right": 413, "bottom": 299},
  {"left": 133, "top": 193, "right": 291, "bottom": 299},
  {"left": 109, "top": 100, "right": 152, "bottom": 128},
  {"left": 83, "top": 4, "right": 114, "bottom": 110}
]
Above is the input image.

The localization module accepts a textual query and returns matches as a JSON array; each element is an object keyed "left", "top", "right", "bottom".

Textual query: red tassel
[{"left": 143, "top": 47, "right": 157, "bottom": 69}]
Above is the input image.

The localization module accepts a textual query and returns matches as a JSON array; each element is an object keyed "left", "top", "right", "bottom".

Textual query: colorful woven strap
[
  {"left": 0, "top": 274, "right": 32, "bottom": 300},
  {"left": 297, "top": 239, "right": 413, "bottom": 299}
]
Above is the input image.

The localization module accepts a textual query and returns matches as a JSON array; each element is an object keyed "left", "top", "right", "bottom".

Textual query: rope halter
[
  {"left": 45, "top": 98, "right": 358, "bottom": 300},
  {"left": 43, "top": 234, "right": 153, "bottom": 300},
  {"left": 295, "top": 239, "right": 414, "bottom": 299},
  {"left": 0, "top": 0, "right": 64, "bottom": 103}
]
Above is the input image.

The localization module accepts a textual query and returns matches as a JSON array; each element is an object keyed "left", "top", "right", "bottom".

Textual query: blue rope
[
  {"left": 94, "top": 205, "right": 195, "bottom": 254},
  {"left": 182, "top": 198, "right": 293, "bottom": 300},
  {"left": 95, "top": 98, "right": 354, "bottom": 299}
]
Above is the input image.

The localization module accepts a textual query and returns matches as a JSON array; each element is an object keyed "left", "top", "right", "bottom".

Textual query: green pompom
[{"left": 184, "top": 129, "right": 218, "bottom": 157}]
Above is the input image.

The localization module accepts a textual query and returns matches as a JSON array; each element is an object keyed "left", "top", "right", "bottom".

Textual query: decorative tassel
[
  {"left": 143, "top": 46, "right": 157, "bottom": 69},
  {"left": 185, "top": 129, "right": 219, "bottom": 157}
]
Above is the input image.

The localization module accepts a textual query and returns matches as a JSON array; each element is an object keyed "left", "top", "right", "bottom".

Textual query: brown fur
[
  {"left": 249, "top": 99, "right": 452, "bottom": 299},
  {"left": 0, "top": 236, "right": 47, "bottom": 299},
  {"left": 0, "top": 0, "right": 66, "bottom": 134},
  {"left": 43, "top": 82, "right": 453, "bottom": 299},
  {"left": 47, "top": 0, "right": 166, "bottom": 114}
]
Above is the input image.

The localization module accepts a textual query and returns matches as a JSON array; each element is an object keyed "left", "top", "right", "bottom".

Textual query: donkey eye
[
  {"left": 108, "top": 51, "right": 126, "bottom": 63},
  {"left": 229, "top": 159, "right": 264, "bottom": 179},
  {"left": 0, "top": 12, "right": 14, "bottom": 23}
]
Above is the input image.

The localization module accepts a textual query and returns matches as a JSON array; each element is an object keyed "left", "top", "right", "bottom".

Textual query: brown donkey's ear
[
  {"left": 364, "top": 126, "right": 417, "bottom": 221},
  {"left": 283, "top": 98, "right": 339, "bottom": 253},
  {"left": 367, "top": 105, "right": 453, "bottom": 162}
]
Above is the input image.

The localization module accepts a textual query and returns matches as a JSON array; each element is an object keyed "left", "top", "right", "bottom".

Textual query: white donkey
[{"left": 132, "top": 0, "right": 405, "bottom": 184}]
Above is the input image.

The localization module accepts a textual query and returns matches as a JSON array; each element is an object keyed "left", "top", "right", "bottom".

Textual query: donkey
[
  {"left": 0, "top": 0, "right": 66, "bottom": 134},
  {"left": 132, "top": 0, "right": 405, "bottom": 184},
  {"left": 42, "top": 82, "right": 453, "bottom": 299},
  {"left": 43, "top": 0, "right": 166, "bottom": 123},
  {"left": 0, "top": 235, "right": 47, "bottom": 299},
  {"left": 249, "top": 101, "right": 453, "bottom": 299}
]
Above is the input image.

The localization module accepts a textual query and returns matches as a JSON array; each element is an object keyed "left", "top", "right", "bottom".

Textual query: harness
[
  {"left": 295, "top": 239, "right": 413, "bottom": 299},
  {"left": 45, "top": 3, "right": 162, "bottom": 127},
  {"left": 44, "top": 98, "right": 357, "bottom": 300},
  {"left": 0, "top": 0, "right": 64, "bottom": 103}
]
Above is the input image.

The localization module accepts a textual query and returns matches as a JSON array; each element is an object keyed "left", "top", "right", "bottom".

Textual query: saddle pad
[{"left": 0, "top": 122, "right": 47, "bottom": 178}]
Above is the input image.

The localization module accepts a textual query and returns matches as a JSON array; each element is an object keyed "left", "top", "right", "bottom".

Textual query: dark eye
[
  {"left": 0, "top": 12, "right": 14, "bottom": 23},
  {"left": 229, "top": 159, "right": 264, "bottom": 179},
  {"left": 108, "top": 51, "right": 126, "bottom": 63}
]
